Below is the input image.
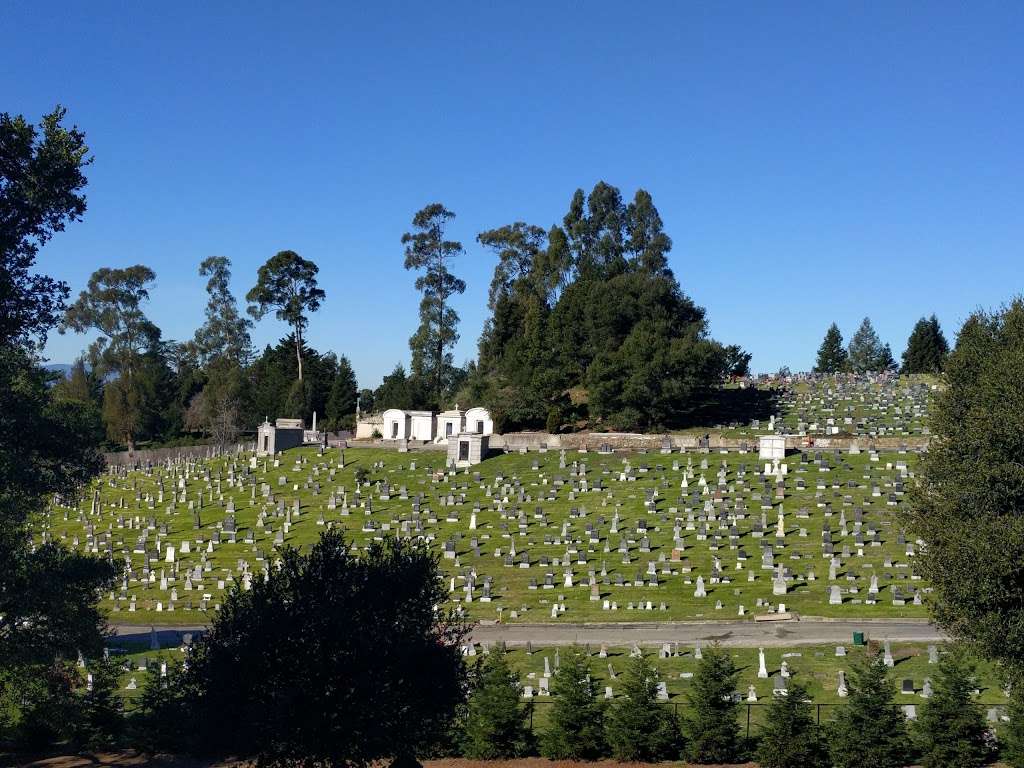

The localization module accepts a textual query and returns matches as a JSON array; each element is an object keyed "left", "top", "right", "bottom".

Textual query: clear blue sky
[{"left": 5, "top": 1, "right": 1022, "bottom": 385}]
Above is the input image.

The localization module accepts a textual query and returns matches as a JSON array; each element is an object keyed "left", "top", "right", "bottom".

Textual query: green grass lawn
[{"left": 40, "top": 437, "right": 930, "bottom": 627}]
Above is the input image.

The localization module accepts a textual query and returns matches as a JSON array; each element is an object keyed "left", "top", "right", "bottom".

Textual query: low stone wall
[{"left": 103, "top": 443, "right": 249, "bottom": 467}]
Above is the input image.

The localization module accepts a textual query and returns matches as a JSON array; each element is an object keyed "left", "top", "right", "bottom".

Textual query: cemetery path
[
  {"left": 467, "top": 618, "right": 947, "bottom": 647},
  {"left": 111, "top": 618, "right": 946, "bottom": 649}
]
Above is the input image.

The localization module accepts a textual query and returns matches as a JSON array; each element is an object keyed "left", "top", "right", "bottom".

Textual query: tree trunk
[{"left": 295, "top": 330, "right": 304, "bottom": 382}]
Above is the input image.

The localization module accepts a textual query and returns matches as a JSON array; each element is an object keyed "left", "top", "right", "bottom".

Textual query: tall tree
[
  {"left": 246, "top": 250, "right": 325, "bottom": 383},
  {"left": 814, "top": 323, "right": 849, "bottom": 373},
  {"left": 902, "top": 299, "right": 1024, "bottom": 671},
  {"left": 402, "top": 203, "right": 466, "bottom": 409},
  {"left": 461, "top": 646, "right": 533, "bottom": 758},
  {"left": 0, "top": 106, "right": 114, "bottom": 750},
  {"left": 0, "top": 106, "right": 90, "bottom": 349},
  {"left": 913, "top": 651, "right": 990, "bottom": 768},
  {"left": 902, "top": 314, "right": 949, "bottom": 374},
  {"left": 847, "top": 316, "right": 887, "bottom": 373},
  {"left": 60, "top": 265, "right": 160, "bottom": 450},
  {"left": 540, "top": 647, "right": 607, "bottom": 759},
  {"left": 683, "top": 644, "right": 740, "bottom": 764},
  {"left": 603, "top": 653, "right": 680, "bottom": 761},
  {"left": 829, "top": 653, "right": 910, "bottom": 768},
  {"left": 326, "top": 354, "right": 358, "bottom": 430},
  {"left": 192, "top": 256, "right": 252, "bottom": 366},
  {"left": 756, "top": 681, "right": 829, "bottom": 768}
]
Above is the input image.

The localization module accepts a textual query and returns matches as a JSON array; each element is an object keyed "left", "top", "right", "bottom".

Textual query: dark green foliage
[
  {"left": 160, "top": 531, "right": 467, "bottom": 766},
  {"left": 903, "top": 299, "right": 1024, "bottom": 671},
  {"left": 246, "top": 250, "right": 325, "bottom": 383},
  {"left": 402, "top": 203, "right": 466, "bottom": 410},
  {"left": 603, "top": 653, "right": 681, "bottom": 761},
  {"left": 723, "top": 344, "right": 753, "bottom": 378},
  {"left": 756, "top": 681, "right": 829, "bottom": 768},
  {"left": 539, "top": 648, "right": 607, "bottom": 759},
  {"left": 375, "top": 363, "right": 423, "bottom": 411},
  {"left": 0, "top": 105, "right": 114, "bottom": 752},
  {"left": 357, "top": 387, "right": 375, "bottom": 414},
  {"left": 247, "top": 337, "right": 338, "bottom": 426},
  {"left": 5, "top": 662, "right": 79, "bottom": 750},
  {"left": 475, "top": 183, "right": 731, "bottom": 432},
  {"left": 461, "top": 647, "right": 533, "bottom": 759},
  {"left": 0, "top": 106, "right": 90, "bottom": 349},
  {"left": 902, "top": 314, "right": 949, "bottom": 373},
  {"left": 829, "top": 653, "right": 910, "bottom": 768},
  {"left": 326, "top": 355, "right": 358, "bottom": 430},
  {"left": 684, "top": 645, "right": 740, "bottom": 764},
  {"left": 848, "top": 317, "right": 891, "bottom": 373},
  {"left": 913, "top": 651, "right": 990, "bottom": 768},
  {"left": 1003, "top": 682, "right": 1024, "bottom": 768},
  {"left": 814, "top": 322, "right": 849, "bottom": 373},
  {"left": 74, "top": 656, "right": 124, "bottom": 750}
]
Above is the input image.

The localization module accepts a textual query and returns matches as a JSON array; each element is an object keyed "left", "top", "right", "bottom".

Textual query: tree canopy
[
  {"left": 902, "top": 314, "right": 949, "bottom": 374},
  {"left": 903, "top": 299, "right": 1024, "bottom": 671},
  {"left": 470, "top": 182, "right": 733, "bottom": 432},
  {"left": 156, "top": 531, "right": 467, "bottom": 766}
]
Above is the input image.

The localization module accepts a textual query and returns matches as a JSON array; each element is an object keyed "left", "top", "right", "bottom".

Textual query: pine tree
[
  {"left": 878, "top": 342, "right": 897, "bottom": 371},
  {"left": 684, "top": 644, "right": 741, "bottom": 764},
  {"left": 73, "top": 656, "right": 123, "bottom": 750},
  {"left": 461, "top": 647, "right": 532, "bottom": 758},
  {"left": 814, "top": 323, "right": 849, "bottom": 373},
  {"left": 848, "top": 317, "right": 887, "bottom": 373},
  {"left": 604, "top": 652, "right": 681, "bottom": 761},
  {"left": 756, "top": 681, "right": 829, "bottom": 768},
  {"left": 902, "top": 314, "right": 949, "bottom": 373},
  {"left": 326, "top": 355, "right": 358, "bottom": 430},
  {"left": 829, "top": 653, "right": 910, "bottom": 768},
  {"left": 1004, "top": 682, "right": 1024, "bottom": 768},
  {"left": 540, "top": 647, "right": 607, "bottom": 759},
  {"left": 914, "top": 652, "right": 990, "bottom": 768}
]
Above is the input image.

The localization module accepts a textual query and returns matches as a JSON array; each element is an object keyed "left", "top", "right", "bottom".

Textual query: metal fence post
[{"left": 746, "top": 703, "right": 751, "bottom": 739}]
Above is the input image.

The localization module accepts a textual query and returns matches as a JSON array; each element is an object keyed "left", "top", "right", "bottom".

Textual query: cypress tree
[
  {"left": 829, "top": 653, "right": 910, "bottom": 768},
  {"left": 604, "top": 652, "right": 681, "bottom": 761},
  {"left": 540, "top": 647, "right": 607, "bottom": 759},
  {"left": 814, "top": 323, "right": 849, "bottom": 373},
  {"left": 756, "top": 681, "right": 829, "bottom": 768},
  {"left": 902, "top": 314, "right": 950, "bottom": 373},
  {"left": 461, "top": 647, "right": 532, "bottom": 758},
  {"left": 684, "top": 644, "right": 741, "bottom": 763},
  {"left": 913, "top": 651, "right": 990, "bottom": 768}
]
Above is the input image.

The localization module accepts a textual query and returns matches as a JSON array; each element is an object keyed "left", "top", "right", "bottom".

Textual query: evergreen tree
[
  {"left": 1004, "top": 682, "right": 1024, "bottom": 768},
  {"left": 901, "top": 314, "right": 949, "bottom": 374},
  {"left": 902, "top": 299, "right": 1024, "bottom": 670},
  {"left": 461, "top": 647, "right": 532, "bottom": 758},
  {"left": 684, "top": 644, "right": 741, "bottom": 764},
  {"left": 878, "top": 342, "right": 897, "bottom": 371},
  {"left": 540, "top": 647, "right": 607, "bottom": 759},
  {"left": 829, "top": 653, "right": 910, "bottom": 768},
  {"left": 756, "top": 681, "right": 829, "bottom": 768},
  {"left": 73, "top": 656, "right": 123, "bottom": 750},
  {"left": 604, "top": 653, "right": 680, "bottom": 761},
  {"left": 375, "top": 363, "right": 414, "bottom": 411},
  {"left": 402, "top": 203, "right": 466, "bottom": 410},
  {"left": 814, "top": 323, "right": 849, "bottom": 373},
  {"left": 848, "top": 317, "right": 887, "bottom": 373},
  {"left": 326, "top": 355, "right": 358, "bottom": 430},
  {"left": 913, "top": 652, "right": 990, "bottom": 768}
]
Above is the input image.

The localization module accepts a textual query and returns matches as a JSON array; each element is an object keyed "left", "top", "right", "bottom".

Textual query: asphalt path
[{"left": 110, "top": 618, "right": 946, "bottom": 649}]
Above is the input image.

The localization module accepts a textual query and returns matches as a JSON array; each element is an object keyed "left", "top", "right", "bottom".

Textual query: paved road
[{"left": 111, "top": 618, "right": 947, "bottom": 649}]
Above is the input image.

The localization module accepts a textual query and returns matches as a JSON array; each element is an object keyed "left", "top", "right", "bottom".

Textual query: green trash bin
[{"left": 853, "top": 631, "right": 865, "bottom": 646}]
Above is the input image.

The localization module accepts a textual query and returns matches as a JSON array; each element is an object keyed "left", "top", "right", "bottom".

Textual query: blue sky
[{"left": 5, "top": 1, "right": 1022, "bottom": 384}]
